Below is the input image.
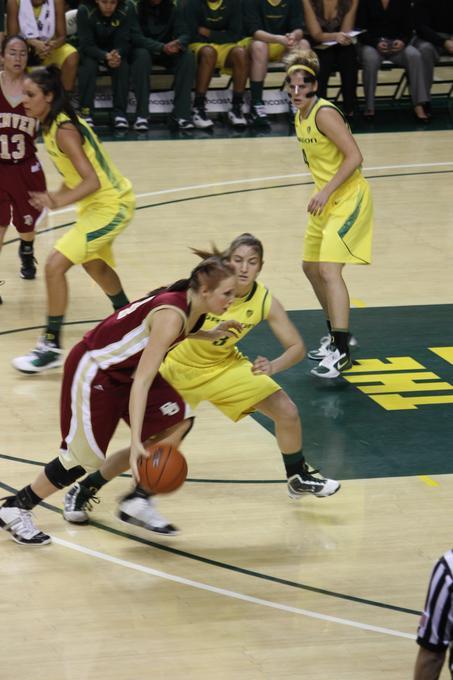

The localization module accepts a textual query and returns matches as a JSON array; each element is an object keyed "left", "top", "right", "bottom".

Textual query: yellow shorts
[
  {"left": 55, "top": 191, "right": 135, "bottom": 267},
  {"left": 240, "top": 38, "right": 286, "bottom": 61},
  {"left": 160, "top": 353, "right": 281, "bottom": 422},
  {"left": 42, "top": 43, "right": 77, "bottom": 68},
  {"left": 189, "top": 40, "right": 248, "bottom": 75},
  {"left": 303, "top": 177, "right": 373, "bottom": 264},
  {"left": 267, "top": 43, "right": 286, "bottom": 61}
]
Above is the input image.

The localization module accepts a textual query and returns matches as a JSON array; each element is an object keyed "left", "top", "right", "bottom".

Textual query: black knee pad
[{"left": 44, "top": 458, "right": 86, "bottom": 489}]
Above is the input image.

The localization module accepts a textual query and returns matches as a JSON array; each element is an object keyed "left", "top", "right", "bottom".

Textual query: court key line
[
  {"left": 46, "top": 160, "right": 453, "bottom": 217},
  {"left": 51, "top": 534, "right": 416, "bottom": 642}
]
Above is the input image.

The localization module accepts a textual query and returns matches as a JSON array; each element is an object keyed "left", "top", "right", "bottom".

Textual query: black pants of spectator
[
  {"left": 78, "top": 49, "right": 150, "bottom": 119},
  {"left": 149, "top": 49, "right": 196, "bottom": 120},
  {"left": 78, "top": 54, "right": 130, "bottom": 118},
  {"left": 129, "top": 48, "right": 152, "bottom": 118},
  {"left": 315, "top": 44, "right": 358, "bottom": 115}
]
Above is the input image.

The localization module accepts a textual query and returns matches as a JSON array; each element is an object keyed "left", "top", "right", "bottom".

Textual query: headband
[{"left": 287, "top": 64, "right": 316, "bottom": 77}]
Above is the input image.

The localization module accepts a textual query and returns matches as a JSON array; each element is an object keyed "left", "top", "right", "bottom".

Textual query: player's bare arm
[
  {"left": 307, "top": 108, "right": 363, "bottom": 215},
  {"left": 129, "top": 309, "right": 184, "bottom": 479},
  {"left": 252, "top": 297, "right": 305, "bottom": 375},
  {"left": 30, "top": 125, "right": 101, "bottom": 210}
]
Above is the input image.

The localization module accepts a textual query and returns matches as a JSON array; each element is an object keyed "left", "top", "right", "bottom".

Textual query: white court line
[
  {"left": 52, "top": 535, "right": 415, "bottom": 641},
  {"left": 48, "top": 161, "right": 453, "bottom": 218}
]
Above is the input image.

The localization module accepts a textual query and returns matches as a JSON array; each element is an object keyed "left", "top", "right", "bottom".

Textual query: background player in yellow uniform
[
  {"left": 12, "top": 65, "right": 134, "bottom": 374},
  {"left": 62, "top": 233, "right": 340, "bottom": 535},
  {"left": 286, "top": 48, "right": 373, "bottom": 379}
]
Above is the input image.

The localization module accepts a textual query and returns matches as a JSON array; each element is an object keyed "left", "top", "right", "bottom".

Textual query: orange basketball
[{"left": 137, "top": 443, "right": 188, "bottom": 494}]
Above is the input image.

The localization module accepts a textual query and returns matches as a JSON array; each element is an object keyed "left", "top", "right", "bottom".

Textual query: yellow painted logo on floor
[{"left": 343, "top": 350, "right": 453, "bottom": 410}]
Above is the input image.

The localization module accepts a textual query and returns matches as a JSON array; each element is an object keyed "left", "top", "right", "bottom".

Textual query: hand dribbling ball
[{"left": 137, "top": 443, "right": 188, "bottom": 494}]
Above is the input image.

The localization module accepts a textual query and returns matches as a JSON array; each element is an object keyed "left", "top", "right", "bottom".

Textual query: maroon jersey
[
  {"left": 82, "top": 289, "right": 206, "bottom": 382},
  {"left": 0, "top": 83, "right": 39, "bottom": 163}
]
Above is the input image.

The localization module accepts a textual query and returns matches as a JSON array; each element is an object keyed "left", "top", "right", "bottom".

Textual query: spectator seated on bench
[
  {"left": 357, "top": 0, "right": 430, "bottom": 121},
  {"left": 412, "top": 0, "right": 453, "bottom": 115},
  {"left": 183, "top": 0, "right": 249, "bottom": 129},
  {"left": 303, "top": 0, "right": 359, "bottom": 118},
  {"left": 77, "top": 0, "right": 150, "bottom": 130},
  {"left": 7, "top": 0, "right": 79, "bottom": 91},
  {"left": 243, "top": 0, "right": 309, "bottom": 128},
  {"left": 130, "top": 0, "right": 197, "bottom": 131}
]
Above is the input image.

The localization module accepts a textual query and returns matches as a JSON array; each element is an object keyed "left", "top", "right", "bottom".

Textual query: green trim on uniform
[
  {"left": 87, "top": 204, "right": 127, "bottom": 242},
  {"left": 338, "top": 191, "right": 364, "bottom": 238},
  {"left": 245, "top": 281, "right": 257, "bottom": 302},
  {"left": 80, "top": 123, "right": 123, "bottom": 192},
  {"left": 260, "top": 288, "right": 269, "bottom": 322}
]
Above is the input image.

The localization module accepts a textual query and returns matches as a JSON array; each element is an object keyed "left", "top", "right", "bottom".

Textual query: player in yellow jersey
[
  {"left": 12, "top": 65, "right": 135, "bottom": 374},
  {"left": 61, "top": 233, "right": 340, "bottom": 536},
  {"left": 286, "top": 48, "right": 373, "bottom": 379}
]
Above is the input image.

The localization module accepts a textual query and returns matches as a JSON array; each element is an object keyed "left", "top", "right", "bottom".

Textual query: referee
[{"left": 414, "top": 549, "right": 453, "bottom": 679}]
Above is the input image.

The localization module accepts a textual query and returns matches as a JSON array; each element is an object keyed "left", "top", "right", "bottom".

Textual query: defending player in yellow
[
  {"left": 12, "top": 65, "right": 134, "bottom": 374},
  {"left": 61, "top": 234, "right": 340, "bottom": 536},
  {"left": 286, "top": 49, "right": 373, "bottom": 379}
]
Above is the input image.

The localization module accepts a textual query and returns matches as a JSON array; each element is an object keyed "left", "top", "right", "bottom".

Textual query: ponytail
[{"left": 27, "top": 66, "right": 81, "bottom": 133}]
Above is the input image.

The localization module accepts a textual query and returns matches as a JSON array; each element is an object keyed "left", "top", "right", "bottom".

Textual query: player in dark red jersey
[
  {"left": 0, "top": 255, "right": 239, "bottom": 546},
  {"left": 0, "top": 35, "right": 47, "bottom": 290}
]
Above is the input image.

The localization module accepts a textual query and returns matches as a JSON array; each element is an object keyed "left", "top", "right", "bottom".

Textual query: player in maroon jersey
[
  {"left": 0, "top": 35, "right": 47, "bottom": 292},
  {"left": 0, "top": 255, "right": 240, "bottom": 546}
]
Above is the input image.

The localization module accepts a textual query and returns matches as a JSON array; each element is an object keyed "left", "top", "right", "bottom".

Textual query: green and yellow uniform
[
  {"left": 243, "top": 0, "right": 305, "bottom": 60},
  {"left": 45, "top": 113, "right": 135, "bottom": 266},
  {"left": 295, "top": 98, "right": 373, "bottom": 264},
  {"left": 184, "top": 0, "right": 246, "bottom": 72},
  {"left": 160, "top": 281, "right": 281, "bottom": 421}
]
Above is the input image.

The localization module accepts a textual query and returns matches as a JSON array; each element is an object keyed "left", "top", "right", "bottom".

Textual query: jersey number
[
  {"left": 0, "top": 133, "right": 26, "bottom": 161},
  {"left": 213, "top": 335, "right": 229, "bottom": 346}
]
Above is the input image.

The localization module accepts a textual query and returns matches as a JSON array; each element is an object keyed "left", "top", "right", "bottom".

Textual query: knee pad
[{"left": 44, "top": 458, "right": 86, "bottom": 489}]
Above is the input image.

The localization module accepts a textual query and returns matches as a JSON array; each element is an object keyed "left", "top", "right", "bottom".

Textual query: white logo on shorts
[
  {"left": 23, "top": 215, "right": 33, "bottom": 226},
  {"left": 31, "top": 162, "right": 41, "bottom": 173},
  {"left": 160, "top": 402, "right": 180, "bottom": 417}
]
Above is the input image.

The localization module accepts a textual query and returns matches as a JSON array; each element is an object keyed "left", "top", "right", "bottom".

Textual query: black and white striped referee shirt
[{"left": 417, "top": 550, "right": 453, "bottom": 673}]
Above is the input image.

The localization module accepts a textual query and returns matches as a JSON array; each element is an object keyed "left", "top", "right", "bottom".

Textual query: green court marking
[
  {"left": 0, "top": 480, "right": 420, "bottom": 617},
  {"left": 240, "top": 305, "right": 453, "bottom": 480}
]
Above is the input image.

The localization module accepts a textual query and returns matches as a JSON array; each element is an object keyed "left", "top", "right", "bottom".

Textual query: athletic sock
[
  {"left": 45, "top": 315, "right": 64, "bottom": 347},
  {"left": 108, "top": 290, "right": 129, "bottom": 311},
  {"left": 326, "top": 319, "right": 332, "bottom": 334},
  {"left": 250, "top": 81, "right": 264, "bottom": 106},
  {"left": 194, "top": 93, "right": 206, "bottom": 109},
  {"left": 3, "top": 485, "right": 42, "bottom": 509},
  {"left": 79, "top": 470, "right": 108, "bottom": 493},
  {"left": 19, "top": 239, "right": 34, "bottom": 255},
  {"left": 332, "top": 329, "right": 350, "bottom": 355},
  {"left": 232, "top": 91, "right": 244, "bottom": 107},
  {"left": 122, "top": 485, "right": 153, "bottom": 501},
  {"left": 282, "top": 450, "right": 306, "bottom": 479}
]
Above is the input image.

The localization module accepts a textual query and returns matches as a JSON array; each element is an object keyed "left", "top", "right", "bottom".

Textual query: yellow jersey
[
  {"left": 166, "top": 281, "right": 272, "bottom": 368},
  {"left": 43, "top": 113, "right": 132, "bottom": 211},
  {"left": 295, "top": 98, "right": 362, "bottom": 190}
]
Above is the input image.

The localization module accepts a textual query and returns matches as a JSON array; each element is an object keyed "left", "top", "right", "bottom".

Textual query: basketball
[{"left": 137, "top": 443, "right": 188, "bottom": 494}]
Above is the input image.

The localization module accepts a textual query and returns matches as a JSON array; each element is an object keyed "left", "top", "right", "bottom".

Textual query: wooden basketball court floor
[{"left": 1, "top": 128, "right": 453, "bottom": 679}]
